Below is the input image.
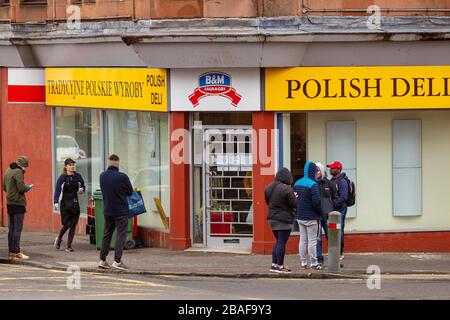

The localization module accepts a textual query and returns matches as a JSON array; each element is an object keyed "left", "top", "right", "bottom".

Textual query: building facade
[{"left": 1, "top": 0, "right": 450, "bottom": 253}]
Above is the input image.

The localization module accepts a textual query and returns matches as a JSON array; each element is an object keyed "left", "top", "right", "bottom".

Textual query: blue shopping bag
[{"left": 128, "top": 190, "right": 147, "bottom": 218}]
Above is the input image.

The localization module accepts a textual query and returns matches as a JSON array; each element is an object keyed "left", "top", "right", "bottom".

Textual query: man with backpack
[
  {"left": 327, "top": 161, "right": 351, "bottom": 261},
  {"left": 315, "top": 162, "right": 334, "bottom": 268}
]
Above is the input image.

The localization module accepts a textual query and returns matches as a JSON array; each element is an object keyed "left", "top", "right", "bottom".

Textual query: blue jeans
[
  {"left": 340, "top": 208, "right": 348, "bottom": 255},
  {"left": 271, "top": 229, "right": 291, "bottom": 266},
  {"left": 316, "top": 220, "right": 329, "bottom": 263},
  {"left": 8, "top": 213, "right": 25, "bottom": 254}
]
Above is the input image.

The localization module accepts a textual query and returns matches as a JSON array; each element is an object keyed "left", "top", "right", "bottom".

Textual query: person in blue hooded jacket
[{"left": 294, "top": 161, "right": 322, "bottom": 270}]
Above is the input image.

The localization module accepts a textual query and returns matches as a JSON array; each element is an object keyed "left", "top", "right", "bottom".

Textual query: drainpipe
[
  {"left": 132, "top": 0, "right": 136, "bottom": 20},
  {"left": 0, "top": 68, "right": 5, "bottom": 227},
  {"left": 53, "top": 0, "right": 56, "bottom": 23}
]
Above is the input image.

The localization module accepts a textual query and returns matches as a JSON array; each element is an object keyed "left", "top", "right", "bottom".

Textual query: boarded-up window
[
  {"left": 327, "top": 121, "right": 357, "bottom": 218},
  {"left": 393, "top": 120, "right": 422, "bottom": 216}
]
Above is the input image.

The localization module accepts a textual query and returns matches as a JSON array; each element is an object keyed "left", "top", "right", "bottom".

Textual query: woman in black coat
[
  {"left": 264, "top": 167, "right": 297, "bottom": 273},
  {"left": 53, "top": 158, "right": 86, "bottom": 252}
]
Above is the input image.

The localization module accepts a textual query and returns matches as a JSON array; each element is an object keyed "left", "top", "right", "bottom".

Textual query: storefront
[
  {"left": 2, "top": 68, "right": 171, "bottom": 239},
  {"left": 3, "top": 65, "right": 450, "bottom": 253},
  {"left": 170, "top": 68, "right": 263, "bottom": 250},
  {"left": 265, "top": 66, "right": 450, "bottom": 252},
  {"left": 46, "top": 68, "right": 170, "bottom": 236}
]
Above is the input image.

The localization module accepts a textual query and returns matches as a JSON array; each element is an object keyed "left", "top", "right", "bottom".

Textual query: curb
[
  {"left": 2, "top": 259, "right": 449, "bottom": 279},
  {"left": 0, "top": 258, "right": 366, "bottom": 280}
]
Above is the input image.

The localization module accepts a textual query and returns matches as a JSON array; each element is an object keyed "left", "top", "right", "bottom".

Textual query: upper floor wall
[{"left": 1, "top": 0, "right": 450, "bottom": 23}]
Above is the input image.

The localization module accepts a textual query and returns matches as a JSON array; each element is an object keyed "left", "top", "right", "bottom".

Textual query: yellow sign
[
  {"left": 266, "top": 66, "right": 450, "bottom": 111},
  {"left": 46, "top": 68, "right": 167, "bottom": 112}
]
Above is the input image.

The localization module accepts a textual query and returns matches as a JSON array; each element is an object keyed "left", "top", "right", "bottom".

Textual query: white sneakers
[
  {"left": 98, "top": 260, "right": 129, "bottom": 271},
  {"left": 111, "top": 261, "right": 129, "bottom": 271},
  {"left": 98, "top": 260, "right": 111, "bottom": 269}
]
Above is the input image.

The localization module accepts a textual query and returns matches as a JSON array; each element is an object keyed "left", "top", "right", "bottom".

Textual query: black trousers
[
  {"left": 271, "top": 229, "right": 291, "bottom": 266},
  {"left": 58, "top": 213, "right": 80, "bottom": 248},
  {"left": 100, "top": 215, "right": 128, "bottom": 263}
]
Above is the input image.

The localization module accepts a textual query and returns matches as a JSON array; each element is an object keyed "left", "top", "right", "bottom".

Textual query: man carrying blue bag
[
  {"left": 128, "top": 189, "right": 147, "bottom": 218},
  {"left": 98, "top": 154, "right": 133, "bottom": 271}
]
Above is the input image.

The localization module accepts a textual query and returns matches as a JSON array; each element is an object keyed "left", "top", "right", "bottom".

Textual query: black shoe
[
  {"left": 276, "top": 266, "right": 292, "bottom": 273},
  {"left": 269, "top": 265, "right": 278, "bottom": 273},
  {"left": 54, "top": 237, "right": 62, "bottom": 250},
  {"left": 65, "top": 247, "right": 74, "bottom": 252},
  {"left": 311, "top": 264, "right": 323, "bottom": 270}
]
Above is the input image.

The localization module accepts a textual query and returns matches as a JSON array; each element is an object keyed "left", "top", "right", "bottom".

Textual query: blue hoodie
[{"left": 294, "top": 161, "right": 322, "bottom": 221}]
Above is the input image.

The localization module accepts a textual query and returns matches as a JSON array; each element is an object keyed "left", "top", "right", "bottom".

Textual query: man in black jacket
[
  {"left": 328, "top": 161, "right": 349, "bottom": 260},
  {"left": 98, "top": 154, "right": 133, "bottom": 271},
  {"left": 315, "top": 162, "right": 334, "bottom": 268}
]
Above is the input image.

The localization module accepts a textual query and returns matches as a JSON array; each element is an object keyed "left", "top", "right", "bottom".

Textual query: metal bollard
[{"left": 327, "top": 211, "right": 341, "bottom": 272}]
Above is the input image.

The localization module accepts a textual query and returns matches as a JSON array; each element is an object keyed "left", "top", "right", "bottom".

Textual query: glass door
[{"left": 204, "top": 127, "right": 253, "bottom": 248}]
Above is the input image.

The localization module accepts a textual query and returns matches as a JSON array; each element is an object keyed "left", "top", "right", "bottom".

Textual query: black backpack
[{"left": 336, "top": 175, "right": 356, "bottom": 207}]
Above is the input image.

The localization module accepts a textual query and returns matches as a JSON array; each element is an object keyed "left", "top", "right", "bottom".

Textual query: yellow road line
[
  {"left": 0, "top": 289, "right": 69, "bottom": 292},
  {"left": 82, "top": 292, "right": 158, "bottom": 297},
  {"left": 0, "top": 265, "right": 172, "bottom": 288},
  {"left": 381, "top": 274, "right": 450, "bottom": 280},
  {"left": 0, "top": 276, "right": 68, "bottom": 281},
  {"left": 97, "top": 277, "right": 170, "bottom": 288}
]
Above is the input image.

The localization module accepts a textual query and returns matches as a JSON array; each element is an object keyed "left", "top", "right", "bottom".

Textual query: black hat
[{"left": 64, "top": 158, "right": 76, "bottom": 166}]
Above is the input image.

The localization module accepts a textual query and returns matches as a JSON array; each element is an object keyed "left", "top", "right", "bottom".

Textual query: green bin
[{"left": 93, "top": 190, "right": 135, "bottom": 250}]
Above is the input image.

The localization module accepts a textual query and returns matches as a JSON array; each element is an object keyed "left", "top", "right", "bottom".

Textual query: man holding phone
[{"left": 3, "top": 155, "right": 33, "bottom": 260}]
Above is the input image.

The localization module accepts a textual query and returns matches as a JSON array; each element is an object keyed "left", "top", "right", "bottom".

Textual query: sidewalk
[{"left": 1, "top": 228, "right": 449, "bottom": 279}]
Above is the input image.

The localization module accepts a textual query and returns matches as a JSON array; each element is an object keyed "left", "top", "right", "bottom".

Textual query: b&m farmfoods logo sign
[{"left": 189, "top": 72, "right": 242, "bottom": 107}]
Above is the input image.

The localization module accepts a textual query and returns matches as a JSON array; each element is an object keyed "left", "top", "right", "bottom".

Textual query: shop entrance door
[{"left": 203, "top": 126, "right": 253, "bottom": 249}]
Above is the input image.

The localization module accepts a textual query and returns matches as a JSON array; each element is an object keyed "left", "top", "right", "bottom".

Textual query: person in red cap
[{"left": 327, "top": 161, "right": 348, "bottom": 260}]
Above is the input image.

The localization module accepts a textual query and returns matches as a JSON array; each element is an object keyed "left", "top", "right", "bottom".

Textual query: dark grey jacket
[
  {"left": 100, "top": 166, "right": 133, "bottom": 217},
  {"left": 264, "top": 167, "right": 297, "bottom": 225},
  {"left": 318, "top": 178, "right": 334, "bottom": 220}
]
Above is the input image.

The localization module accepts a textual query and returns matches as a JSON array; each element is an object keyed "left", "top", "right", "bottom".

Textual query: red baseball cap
[{"left": 327, "top": 161, "right": 342, "bottom": 171}]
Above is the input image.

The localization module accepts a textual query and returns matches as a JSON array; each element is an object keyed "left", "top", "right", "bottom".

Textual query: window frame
[
  {"left": 52, "top": 107, "right": 105, "bottom": 216},
  {"left": 21, "top": 0, "right": 48, "bottom": 5},
  {"left": 326, "top": 120, "right": 357, "bottom": 218},
  {"left": 392, "top": 119, "right": 423, "bottom": 217}
]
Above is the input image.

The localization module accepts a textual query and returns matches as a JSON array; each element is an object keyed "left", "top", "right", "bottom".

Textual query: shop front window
[
  {"left": 54, "top": 107, "right": 103, "bottom": 215},
  {"left": 290, "top": 113, "right": 307, "bottom": 183},
  {"left": 105, "top": 110, "right": 170, "bottom": 229},
  {"left": 288, "top": 113, "right": 307, "bottom": 232}
]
